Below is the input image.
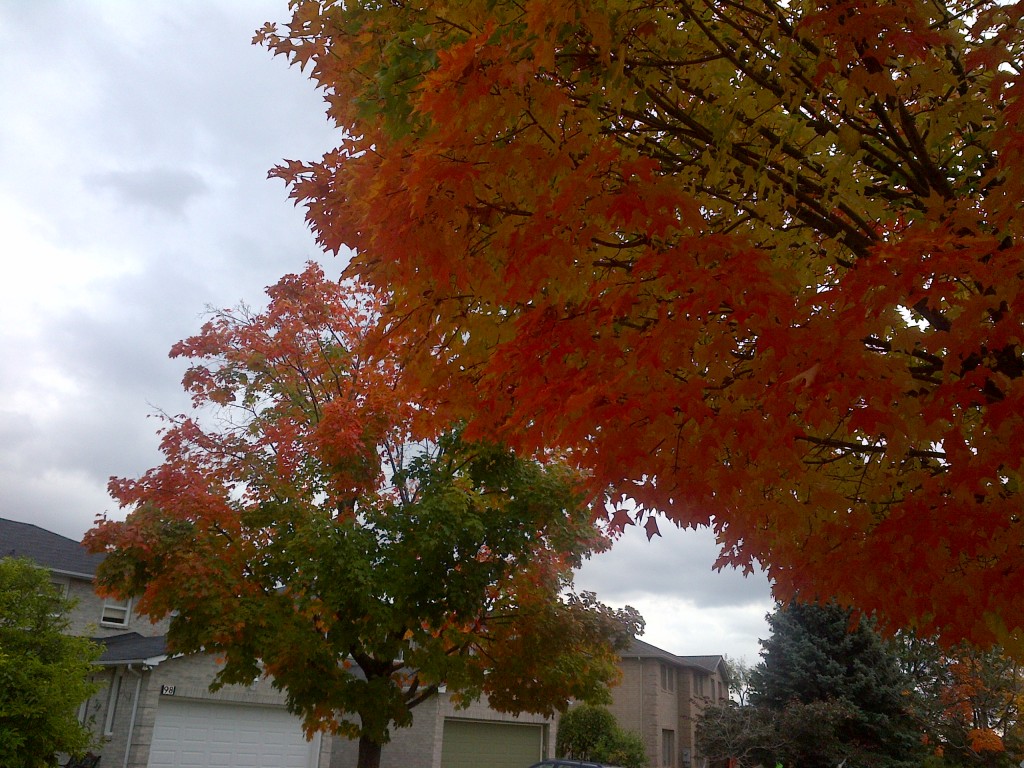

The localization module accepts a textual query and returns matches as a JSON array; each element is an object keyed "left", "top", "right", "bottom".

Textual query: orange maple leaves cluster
[{"left": 253, "top": 0, "right": 1024, "bottom": 656}]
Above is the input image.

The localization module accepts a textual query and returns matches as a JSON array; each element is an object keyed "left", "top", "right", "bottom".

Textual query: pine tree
[{"left": 748, "top": 601, "right": 924, "bottom": 768}]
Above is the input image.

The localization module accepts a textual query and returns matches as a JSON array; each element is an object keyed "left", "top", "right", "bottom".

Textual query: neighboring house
[
  {"left": 357, "top": 635, "right": 730, "bottom": 768},
  {"left": 608, "top": 638, "right": 729, "bottom": 768}
]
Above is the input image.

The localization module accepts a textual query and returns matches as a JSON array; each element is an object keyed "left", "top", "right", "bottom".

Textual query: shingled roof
[
  {"left": 0, "top": 517, "right": 105, "bottom": 578},
  {"left": 94, "top": 632, "right": 169, "bottom": 666},
  {"left": 621, "top": 637, "right": 729, "bottom": 680}
]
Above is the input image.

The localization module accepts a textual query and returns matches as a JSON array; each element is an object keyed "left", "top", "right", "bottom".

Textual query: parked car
[{"left": 528, "top": 761, "right": 624, "bottom": 768}]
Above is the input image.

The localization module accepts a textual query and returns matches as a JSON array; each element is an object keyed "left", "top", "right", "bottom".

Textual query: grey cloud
[
  {"left": 576, "top": 523, "right": 772, "bottom": 610},
  {"left": 89, "top": 168, "right": 208, "bottom": 216}
]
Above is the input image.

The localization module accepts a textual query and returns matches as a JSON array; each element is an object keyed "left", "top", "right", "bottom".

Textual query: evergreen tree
[{"left": 748, "top": 601, "right": 925, "bottom": 768}]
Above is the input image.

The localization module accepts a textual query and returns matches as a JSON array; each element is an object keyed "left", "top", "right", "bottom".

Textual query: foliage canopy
[
  {"left": 86, "top": 265, "right": 640, "bottom": 768},
  {"left": 901, "top": 635, "right": 1024, "bottom": 766},
  {"left": 258, "top": 0, "right": 1024, "bottom": 651}
]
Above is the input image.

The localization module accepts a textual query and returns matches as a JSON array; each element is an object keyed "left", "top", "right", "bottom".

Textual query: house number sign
[{"left": 160, "top": 685, "right": 176, "bottom": 696}]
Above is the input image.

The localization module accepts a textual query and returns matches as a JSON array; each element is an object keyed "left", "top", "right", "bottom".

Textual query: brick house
[
  {"left": 608, "top": 638, "right": 730, "bottom": 768},
  {"left": 3, "top": 518, "right": 726, "bottom": 768}
]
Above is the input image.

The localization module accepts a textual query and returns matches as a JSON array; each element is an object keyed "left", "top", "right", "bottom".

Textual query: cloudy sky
[{"left": 0, "top": 1, "right": 773, "bottom": 664}]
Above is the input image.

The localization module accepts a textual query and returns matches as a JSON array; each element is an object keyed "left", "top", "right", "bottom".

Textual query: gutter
[
  {"left": 96, "top": 655, "right": 170, "bottom": 668},
  {"left": 50, "top": 568, "right": 98, "bottom": 580}
]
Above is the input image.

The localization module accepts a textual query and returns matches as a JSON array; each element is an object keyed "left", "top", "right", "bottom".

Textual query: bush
[{"left": 558, "top": 704, "right": 648, "bottom": 768}]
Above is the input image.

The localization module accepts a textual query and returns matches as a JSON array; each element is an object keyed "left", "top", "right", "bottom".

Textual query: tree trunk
[{"left": 356, "top": 735, "right": 383, "bottom": 768}]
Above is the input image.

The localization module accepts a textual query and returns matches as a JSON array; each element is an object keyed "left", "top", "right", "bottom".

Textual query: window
[
  {"left": 661, "top": 729, "right": 676, "bottom": 767},
  {"left": 103, "top": 671, "right": 122, "bottom": 736},
  {"left": 50, "top": 578, "right": 69, "bottom": 598},
  {"left": 101, "top": 597, "right": 131, "bottom": 626},
  {"left": 661, "top": 663, "right": 675, "bottom": 692},
  {"left": 695, "top": 672, "right": 707, "bottom": 697}
]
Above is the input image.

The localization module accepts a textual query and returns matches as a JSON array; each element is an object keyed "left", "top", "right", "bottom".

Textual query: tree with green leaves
[
  {"left": 0, "top": 557, "right": 100, "bottom": 767},
  {"left": 723, "top": 654, "right": 753, "bottom": 706},
  {"left": 86, "top": 265, "right": 641, "bottom": 768},
  {"left": 747, "top": 601, "right": 925, "bottom": 768},
  {"left": 557, "top": 704, "right": 648, "bottom": 768}
]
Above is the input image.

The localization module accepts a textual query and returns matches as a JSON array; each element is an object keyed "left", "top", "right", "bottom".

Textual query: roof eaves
[
  {"left": 49, "top": 568, "right": 97, "bottom": 580},
  {"left": 96, "top": 653, "right": 172, "bottom": 668}
]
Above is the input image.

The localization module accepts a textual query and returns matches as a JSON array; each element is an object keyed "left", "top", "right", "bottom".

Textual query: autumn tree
[
  {"left": 85, "top": 264, "right": 641, "bottom": 768},
  {"left": 0, "top": 558, "right": 100, "bottom": 767},
  {"left": 901, "top": 636, "right": 1024, "bottom": 766},
  {"left": 258, "top": 0, "right": 1024, "bottom": 650}
]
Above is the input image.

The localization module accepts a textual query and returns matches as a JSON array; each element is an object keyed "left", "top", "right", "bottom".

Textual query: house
[
  {"left": 608, "top": 638, "right": 730, "bottom": 768},
  {"left": 328, "top": 696, "right": 557, "bottom": 768},
  {"left": 359, "top": 636, "right": 730, "bottom": 768},
  {"left": 1, "top": 518, "right": 333, "bottom": 768},
  {"left": 1, "top": 518, "right": 556, "bottom": 768},
  {"left": 3, "top": 518, "right": 726, "bottom": 768}
]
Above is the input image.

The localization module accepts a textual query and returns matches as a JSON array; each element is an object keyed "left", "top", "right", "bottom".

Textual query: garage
[
  {"left": 147, "top": 698, "right": 320, "bottom": 768},
  {"left": 440, "top": 718, "right": 546, "bottom": 768}
]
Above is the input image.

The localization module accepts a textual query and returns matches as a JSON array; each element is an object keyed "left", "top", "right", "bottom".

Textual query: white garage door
[{"left": 148, "top": 698, "right": 319, "bottom": 768}]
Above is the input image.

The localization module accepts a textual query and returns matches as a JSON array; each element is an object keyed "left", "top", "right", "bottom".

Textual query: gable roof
[
  {"left": 680, "top": 654, "right": 727, "bottom": 673},
  {"left": 623, "top": 636, "right": 680, "bottom": 663},
  {"left": 0, "top": 517, "right": 104, "bottom": 579},
  {"left": 621, "top": 637, "right": 729, "bottom": 679}
]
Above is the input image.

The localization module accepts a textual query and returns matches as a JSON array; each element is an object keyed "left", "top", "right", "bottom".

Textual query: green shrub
[{"left": 558, "top": 704, "right": 648, "bottom": 768}]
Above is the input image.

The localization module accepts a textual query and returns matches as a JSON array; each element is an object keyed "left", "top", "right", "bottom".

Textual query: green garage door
[{"left": 441, "top": 719, "right": 545, "bottom": 768}]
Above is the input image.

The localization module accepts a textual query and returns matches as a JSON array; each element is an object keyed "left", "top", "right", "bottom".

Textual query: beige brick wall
[
  {"left": 609, "top": 657, "right": 671, "bottom": 767},
  {"left": 607, "top": 656, "right": 644, "bottom": 735},
  {"left": 329, "top": 694, "right": 443, "bottom": 768},
  {"left": 606, "top": 658, "right": 731, "bottom": 768},
  {"left": 675, "top": 666, "right": 729, "bottom": 767},
  {"left": 330, "top": 691, "right": 557, "bottom": 768}
]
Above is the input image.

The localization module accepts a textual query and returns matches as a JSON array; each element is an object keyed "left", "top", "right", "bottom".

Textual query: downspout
[{"left": 122, "top": 665, "right": 145, "bottom": 768}]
